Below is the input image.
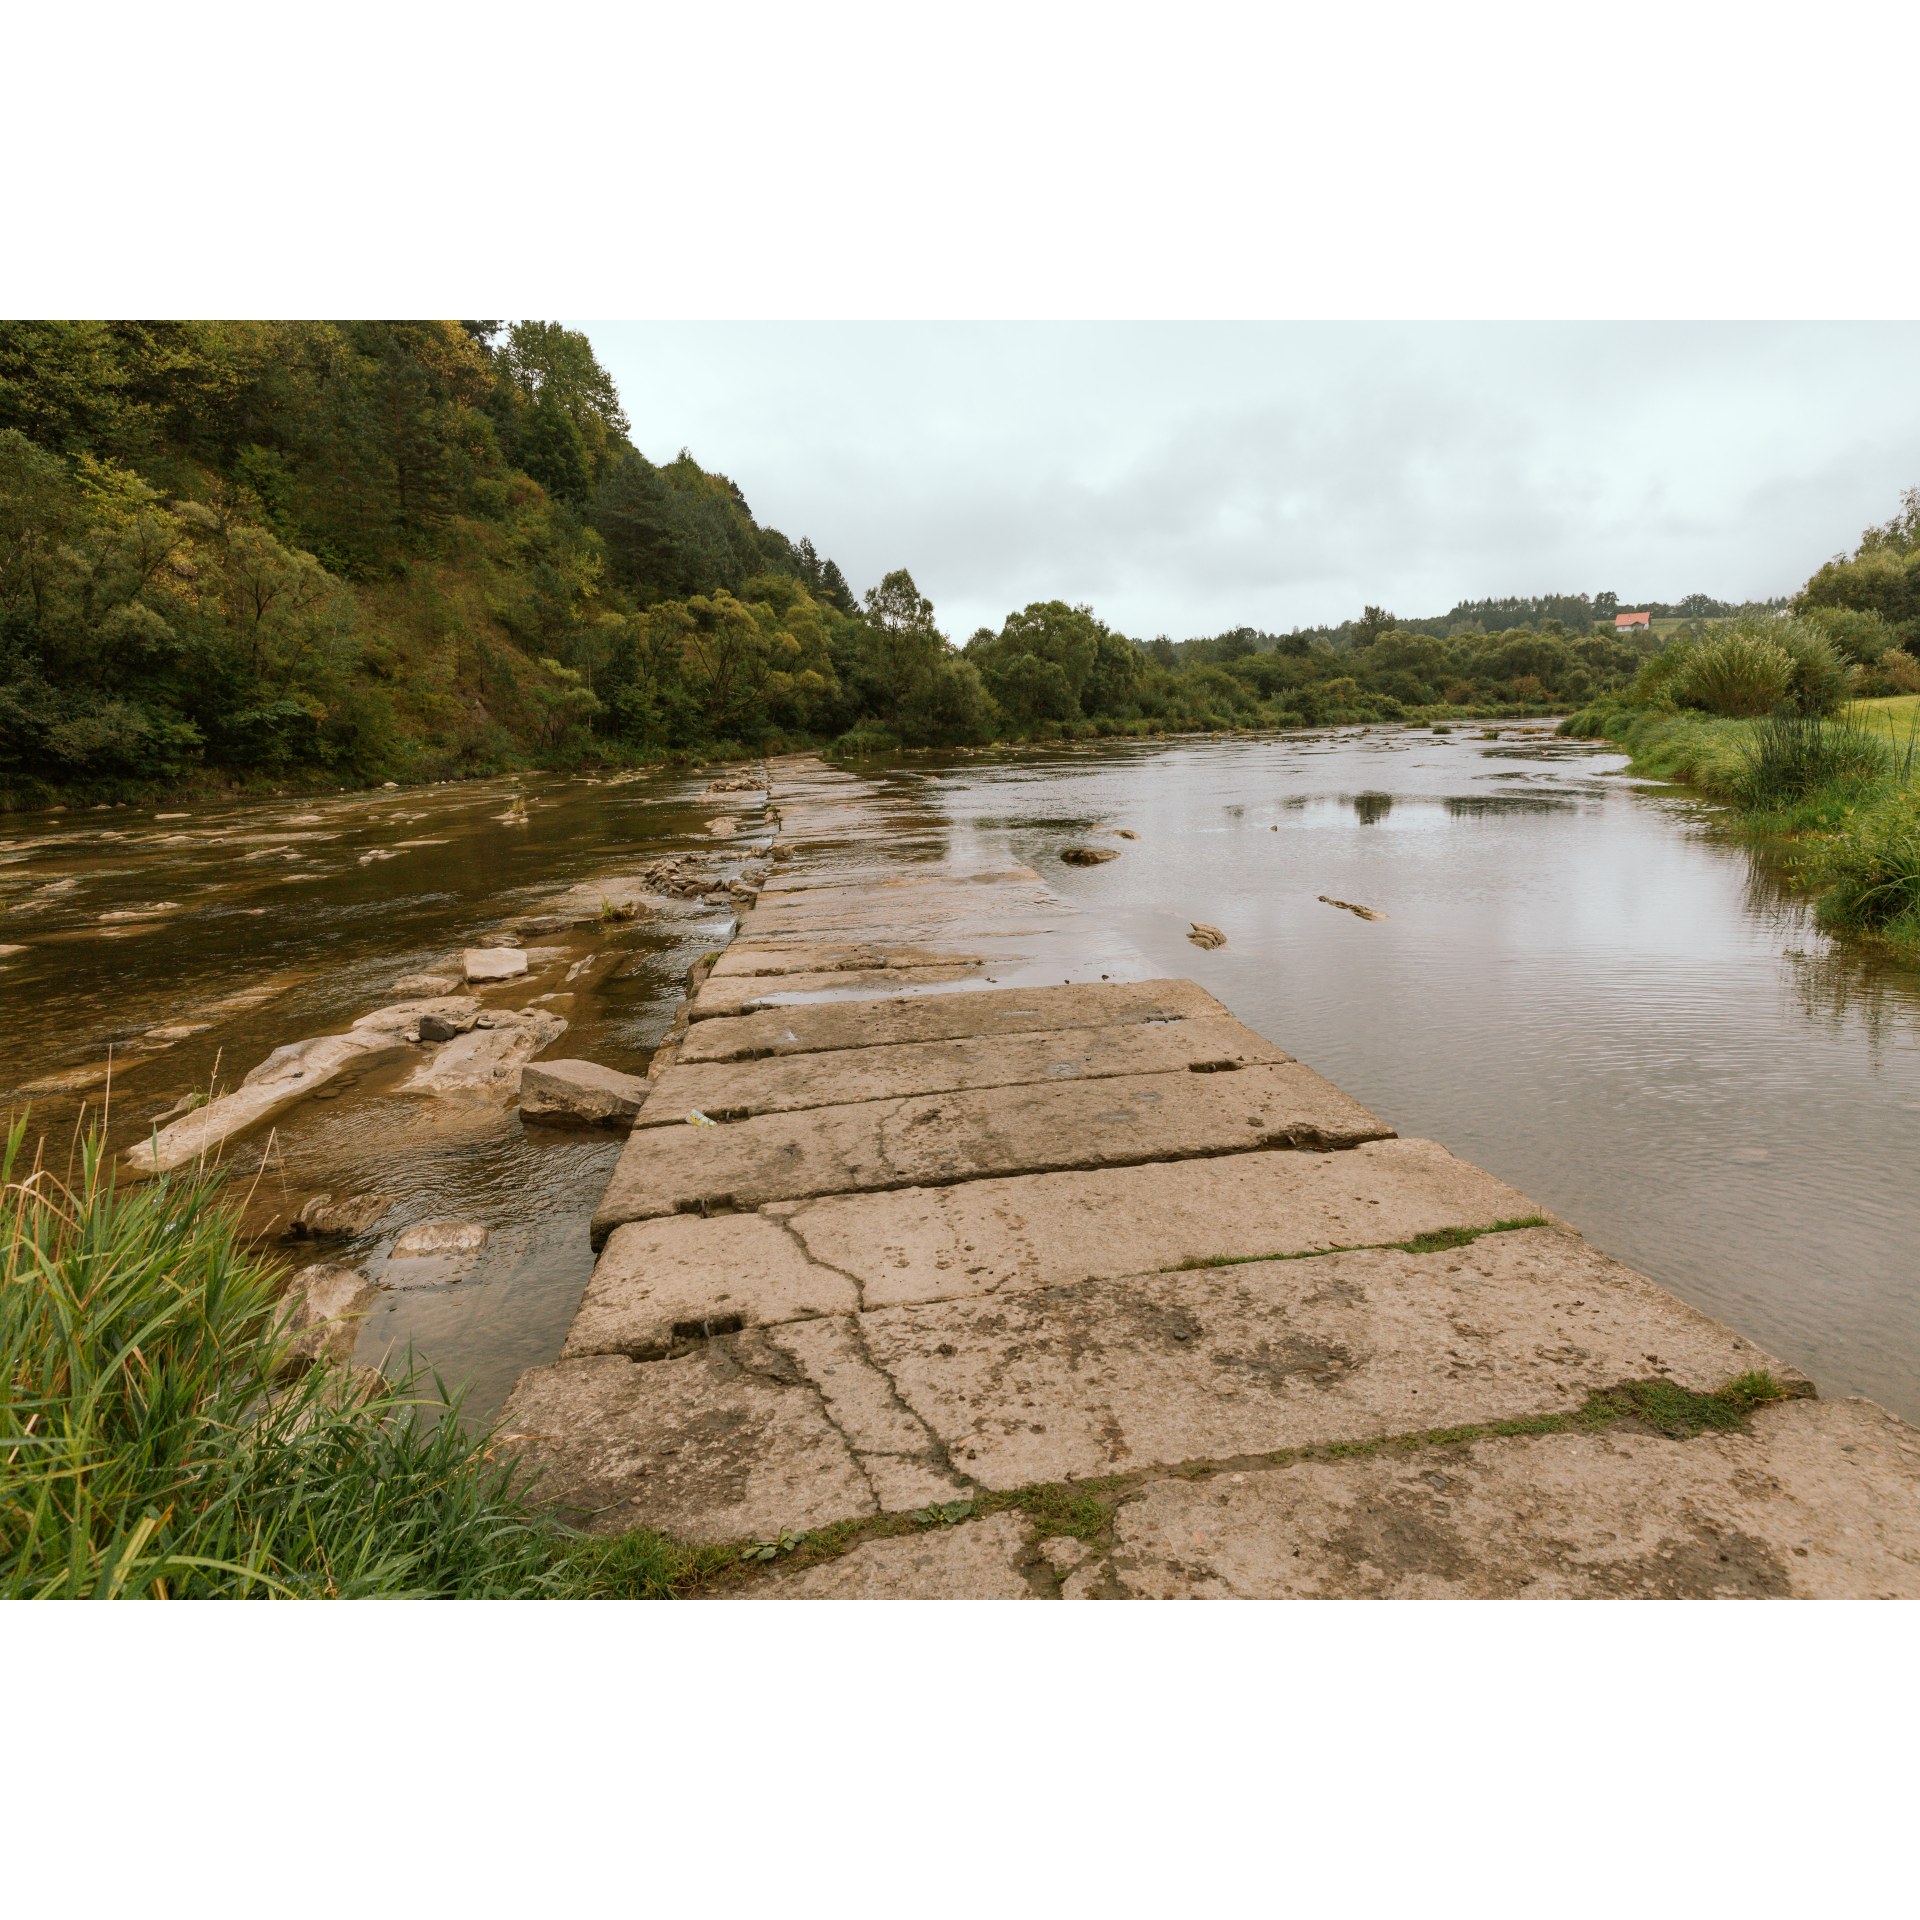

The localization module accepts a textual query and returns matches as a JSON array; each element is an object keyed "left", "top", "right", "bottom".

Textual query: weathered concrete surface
[
  {"left": 710, "top": 942, "right": 996, "bottom": 979},
  {"left": 641, "top": 1013, "right": 1291, "bottom": 1127},
  {"left": 519, "top": 1058, "right": 649, "bottom": 1130},
  {"left": 782, "top": 1137, "right": 1547, "bottom": 1310},
  {"left": 502, "top": 1339, "right": 879, "bottom": 1541},
  {"left": 561, "top": 1138, "right": 1548, "bottom": 1357},
  {"left": 852, "top": 1227, "right": 1801, "bottom": 1490},
  {"left": 675, "top": 978, "right": 1225, "bottom": 1063},
  {"left": 592, "top": 1063, "right": 1392, "bottom": 1242},
  {"left": 760, "top": 1512, "right": 1039, "bottom": 1600},
  {"left": 688, "top": 962, "right": 991, "bottom": 1020},
  {"left": 1070, "top": 1397, "right": 1920, "bottom": 1598},
  {"left": 563, "top": 1214, "right": 859, "bottom": 1359}
]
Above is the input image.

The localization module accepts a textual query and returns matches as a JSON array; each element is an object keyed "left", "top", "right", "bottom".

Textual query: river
[{"left": 4, "top": 724, "right": 1916, "bottom": 1425}]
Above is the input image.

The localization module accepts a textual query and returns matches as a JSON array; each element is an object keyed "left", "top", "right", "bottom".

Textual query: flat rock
[
  {"left": 592, "top": 1062, "right": 1392, "bottom": 1243},
  {"left": 856, "top": 1227, "right": 1799, "bottom": 1490},
  {"left": 464, "top": 947, "right": 528, "bottom": 983},
  {"left": 520, "top": 1058, "right": 651, "bottom": 1130},
  {"left": 399, "top": 1008, "right": 566, "bottom": 1096},
  {"left": 126, "top": 1026, "right": 410, "bottom": 1173},
  {"left": 1083, "top": 1396, "right": 1920, "bottom": 1598},
  {"left": 275, "top": 1264, "right": 378, "bottom": 1371},
  {"left": 640, "top": 1013, "right": 1291, "bottom": 1127},
  {"left": 676, "top": 978, "right": 1230, "bottom": 1064},
  {"left": 1060, "top": 846, "right": 1119, "bottom": 865},
  {"left": 501, "top": 1340, "right": 877, "bottom": 1542},
  {"left": 565, "top": 1214, "right": 858, "bottom": 1359},
  {"left": 754, "top": 1512, "right": 1038, "bottom": 1600},
  {"left": 352, "top": 995, "right": 481, "bottom": 1033}
]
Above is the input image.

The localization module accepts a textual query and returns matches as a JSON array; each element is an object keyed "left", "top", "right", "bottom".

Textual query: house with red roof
[{"left": 1614, "top": 610, "right": 1652, "bottom": 630}]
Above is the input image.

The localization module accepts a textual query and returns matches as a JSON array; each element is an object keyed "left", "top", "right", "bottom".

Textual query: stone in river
[
  {"left": 294, "top": 1191, "right": 392, "bottom": 1238},
  {"left": 417, "top": 1013, "right": 465, "bottom": 1042},
  {"left": 399, "top": 1007, "right": 566, "bottom": 1096},
  {"left": 1187, "top": 922, "right": 1226, "bottom": 948},
  {"left": 1059, "top": 846, "right": 1119, "bottom": 866},
  {"left": 520, "top": 1059, "right": 650, "bottom": 1131},
  {"left": 464, "top": 947, "right": 528, "bottom": 983},
  {"left": 391, "top": 1219, "right": 489, "bottom": 1258},
  {"left": 274, "top": 1263, "right": 378, "bottom": 1372},
  {"left": 390, "top": 972, "right": 460, "bottom": 996}
]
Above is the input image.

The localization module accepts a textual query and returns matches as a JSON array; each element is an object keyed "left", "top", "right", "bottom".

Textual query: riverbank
[
  {"left": 498, "top": 753, "right": 1920, "bottom": 1597},
  {"left": 1559, "top": 699, "right": 1920, "bottom": 960}
]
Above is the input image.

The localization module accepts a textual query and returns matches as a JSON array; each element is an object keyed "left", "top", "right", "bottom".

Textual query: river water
[{"left": 5, "top": 726, "right": 1917, "bottom": 1425}]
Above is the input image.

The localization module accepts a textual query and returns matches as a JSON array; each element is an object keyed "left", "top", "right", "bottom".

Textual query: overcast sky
[{"left": 577, "top": 323, "right": 1920, "bottom": 642}]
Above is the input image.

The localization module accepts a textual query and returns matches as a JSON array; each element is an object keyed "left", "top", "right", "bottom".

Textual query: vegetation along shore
[
  {"left": 1562, "top": 486, "right": 1920, "bottom": 961},
  {"left": 5, "top": 319, "right": 1709, "bottom": 811}
]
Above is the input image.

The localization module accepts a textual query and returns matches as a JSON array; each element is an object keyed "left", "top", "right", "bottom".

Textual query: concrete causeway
[{"left": 502, "top": 755, "right": 1920, "bottom": 1598}]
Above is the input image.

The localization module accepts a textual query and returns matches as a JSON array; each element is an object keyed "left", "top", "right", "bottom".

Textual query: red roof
[{"left": 1615, "top": 611, "right": 1652, "bottom": 627}]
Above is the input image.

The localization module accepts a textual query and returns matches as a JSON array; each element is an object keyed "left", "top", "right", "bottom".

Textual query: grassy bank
[
  {"left": 0, "top": 1119, "right": 702, "bottom": 1598},
  {"left": 1561, "top": 697, "right": 1920, "bottom": 960}
]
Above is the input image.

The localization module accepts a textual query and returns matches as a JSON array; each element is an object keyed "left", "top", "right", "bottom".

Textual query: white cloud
[{"left": 581, "top": 322, "right": 1920, "bottom": 638}]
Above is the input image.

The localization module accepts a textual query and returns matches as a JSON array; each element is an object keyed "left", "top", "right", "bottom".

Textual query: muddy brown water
[{"left": 5, "top": 726, "right": 1917, "bottom": 1427}]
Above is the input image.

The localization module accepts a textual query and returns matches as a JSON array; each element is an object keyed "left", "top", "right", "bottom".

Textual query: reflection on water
[
  {"left": 901, "top": 724, "right": 1920, "bottom": 1424},
  {"left": 0, "top": 767, "right": 758, "bottom": 1424}
]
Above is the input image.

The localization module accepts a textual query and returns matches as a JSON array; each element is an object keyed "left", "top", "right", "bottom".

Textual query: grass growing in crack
[
  {"left": 978, "top": 1480, "right": 1113, "bottom": 1541},
  {"left": 1165, "top": 1216, "right": 1551, "bottom": 1273}
]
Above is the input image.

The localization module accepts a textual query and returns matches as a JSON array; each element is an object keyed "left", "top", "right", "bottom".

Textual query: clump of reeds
[
  {"left": 0, "top": 1117, "right": 607, "bottom": 1599},
  {"left": 1733, "top": 709, "right": 1895, "bottom": 810}
]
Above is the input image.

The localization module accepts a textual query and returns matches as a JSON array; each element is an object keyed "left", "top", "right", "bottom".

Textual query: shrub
[{"left": 1802, "top": 782, "right": 1920, "bottom": 943}]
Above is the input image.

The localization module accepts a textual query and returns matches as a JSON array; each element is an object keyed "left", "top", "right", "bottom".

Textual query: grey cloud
[{"left": 581, "top": 322, "right": 1920, "bottom": 637}]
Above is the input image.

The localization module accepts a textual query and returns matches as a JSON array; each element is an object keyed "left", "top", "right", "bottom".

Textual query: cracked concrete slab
[
  {"left": 1083, "top": 1397, "right": 1920, "bottom": 1598},
  {"left": 752, "top": 1512, "right": 1039, "bottom": 1599},
  {"left": 500, "top": 1336, "right": 875, "bottom": 1542},
  {"left": 766, "top": 1317, "right": 972, "bottom": 1511},
  {"left": 674, "top": 978, "right": 1226, "bottom": 1063},
  {"left": 855, "top": 1227, "right": 1800, "bottom": 1489},
  {"left": 591, "top": 1062, "right": 1392, "bottom": 1242},
  {"left": 781, "top": 1137, "right": 1541, "bottom": 1309},
  {"left": 562, "top": 1214, "right": 858, "bottom": 1359},
  {"left": 641, "top": 1013, "right": 1290, "bottom": 1127},
  {"left": 711, "top": 942, "right": 994, "bottom": 979},
  {"left": 689, "top": 961, "right": 992, "bottom": 1019}
]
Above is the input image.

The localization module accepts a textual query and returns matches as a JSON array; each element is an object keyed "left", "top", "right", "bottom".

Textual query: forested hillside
[{"left": 1, "top": 320, "right": 1681, "bottom": 802}]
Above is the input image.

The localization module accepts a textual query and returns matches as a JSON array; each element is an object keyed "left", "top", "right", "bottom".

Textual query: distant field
[{"left": 1852, "top": 693, "right": 1920, "bottom": 728}]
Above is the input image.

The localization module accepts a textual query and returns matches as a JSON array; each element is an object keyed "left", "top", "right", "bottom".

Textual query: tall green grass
[{"left": 0, "top": 1119, "right": 695, "bottom": 1599}]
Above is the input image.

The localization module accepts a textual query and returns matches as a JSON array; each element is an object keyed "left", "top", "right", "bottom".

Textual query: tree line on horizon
[{"left": 5, "top": 320, "right": 1908, "bottom": 793}]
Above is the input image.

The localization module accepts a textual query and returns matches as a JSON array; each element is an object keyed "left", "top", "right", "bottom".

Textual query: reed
[{"left": 0, "top": 1117, "right": 661, "bottom": 1599}]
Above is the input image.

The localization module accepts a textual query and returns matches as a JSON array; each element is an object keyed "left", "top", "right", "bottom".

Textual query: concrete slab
[
  {"left": 500, "top": 1338, "right": 876, "bottom": 1542},
  {"left": 1080, "top": 1396, "right": 1920, "bottom": 1598},
  {"left": 856, "top": 1227, "right": 1798, "bottom": 1490},
  {"left": 689, "top": 963, "right": 990, "bottom": 1020},
  {"left": 564, "top": 1214, "right": 859, "bottom": 1360},
  {"left": 640, "top": 1013, "right": 1291, "bottom": 1128},
  {"left": 675, "top": 978, "right": 1232, "bottom": 1063},
  {"left": 591, "top": 1062, "right": 1392, "bottom": 1242},
  {"left": 781, "top": 1137, "right": 1545, "bottom": 1309},
  {"left": 754, "top": 1512, "right": 1039, "bottom": 1599},
  {"left": 710, "top": 942, "right": 993, "bottom": 979}
]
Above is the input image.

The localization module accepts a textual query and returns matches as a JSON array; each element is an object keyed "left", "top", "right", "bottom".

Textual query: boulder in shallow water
[
  {"left": 1060, "top": 846, "right": 1119, "bottom": 866},
  {"left": 391, "top": 1219, "right": 489, "bottom": 1259},
  {"left": 520, "top": 1059, "right": 650, "bottom": 1131},
  {"left": 1187, "top": 922, "right": 1226, "bottom": 949},
  {"left": 275, "top": 1263, "right": 378, "bottom": 1372},
  {"left": 399, "top": 1007, "right": 567, "bottom": 1096},
  {"left": 464, "top": 947, "right": 528, "bottom": 983},
  {"left": 294, "top": 1192, "right": 391, "bottom": 1239},
  {"left": 390, "top": 971, "right": 460, "bottom": 996}
]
